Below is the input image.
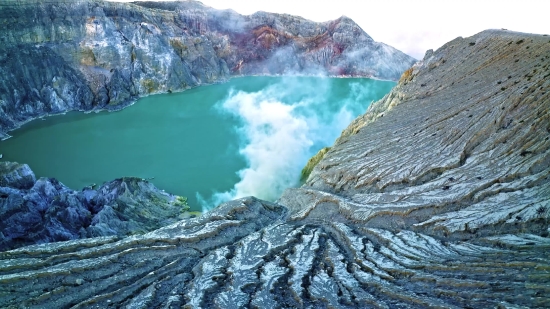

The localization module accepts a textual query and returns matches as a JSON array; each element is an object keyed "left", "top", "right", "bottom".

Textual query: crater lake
[{"left": 0, "top": 76, "right": 395, "bottom": 211}]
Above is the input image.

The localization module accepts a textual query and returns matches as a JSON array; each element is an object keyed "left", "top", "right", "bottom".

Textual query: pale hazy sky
[{"left": 112, "top": 0, "right": 549, "bottom": 59}]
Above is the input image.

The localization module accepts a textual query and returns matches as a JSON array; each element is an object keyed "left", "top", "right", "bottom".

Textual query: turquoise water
[{"left": 0, "top": 76, "right": 395, "bottom": 211}]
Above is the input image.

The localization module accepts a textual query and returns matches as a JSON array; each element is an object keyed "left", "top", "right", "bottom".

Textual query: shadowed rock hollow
[
  {"left": 0, "top": 29, "right": 548, "bottom": 308},
  {"left": 0, "top": 0, "right": 415, "bottom": 139}
]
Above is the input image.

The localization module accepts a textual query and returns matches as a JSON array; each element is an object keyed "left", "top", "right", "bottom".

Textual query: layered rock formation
[
  {"left": 1, "top": 29, "right": 548, "bottom": 308},
  {"left": 0, "top": 162, "right": 188, "bottom": 250},
  {"left": 0, "top": 0, "right": 415, "bottom": 139}
]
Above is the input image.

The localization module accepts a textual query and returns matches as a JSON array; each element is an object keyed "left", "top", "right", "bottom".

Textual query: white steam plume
[{"left": 198, "top": 77, "right": 375, "bottom": 211}]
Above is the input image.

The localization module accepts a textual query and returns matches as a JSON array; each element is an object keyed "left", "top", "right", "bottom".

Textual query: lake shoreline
[{"left": 0, "top": 74, "right": 398, "bottom": 141}]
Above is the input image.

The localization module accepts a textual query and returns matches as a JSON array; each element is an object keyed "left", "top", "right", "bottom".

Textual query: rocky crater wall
[{"left": 0, "top": 0, "right": 415, "bottom": 139}]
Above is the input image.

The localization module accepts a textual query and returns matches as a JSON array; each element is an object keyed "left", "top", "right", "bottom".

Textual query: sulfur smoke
[{"left": 198, "top": 76, "right": 377, "bottom": 211}]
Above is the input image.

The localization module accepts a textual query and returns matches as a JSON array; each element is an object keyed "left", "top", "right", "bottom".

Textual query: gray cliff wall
[
  {"left": 0, "top": 30, "right": 548, "bottom": 308},
  {"left": 0, "top": 0, "right": 415, "bottom": 139}
]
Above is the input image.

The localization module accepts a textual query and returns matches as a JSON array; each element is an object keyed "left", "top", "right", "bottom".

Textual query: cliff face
[
  {"left": 1, "top": 30, "right": 548, "bottom": 308},
  {"left": 0, "top": 0, "right": 415, "bottom": 139}
]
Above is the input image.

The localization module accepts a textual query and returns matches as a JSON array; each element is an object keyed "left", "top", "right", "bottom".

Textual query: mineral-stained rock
[
  {"left": 0, "top": 30, "right": 549, "bottom": 308},
  {"left": 0, "top": 170, "right": 188, "bottom": 250},
  {"left": 0, "top": 0, "right": 415, "bottom": 139}
]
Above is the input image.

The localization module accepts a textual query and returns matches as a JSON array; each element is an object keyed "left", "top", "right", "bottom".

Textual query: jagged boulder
[{"left": 0, "top": 30, "right": 548, "bottom": 308}]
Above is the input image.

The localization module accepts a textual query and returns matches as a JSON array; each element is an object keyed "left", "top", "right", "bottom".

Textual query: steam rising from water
[{"left": 198, "top": 77, "right": 376, "bottom": 211}]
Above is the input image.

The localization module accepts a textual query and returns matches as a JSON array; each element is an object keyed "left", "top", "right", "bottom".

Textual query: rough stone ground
[{"left": 0, "top": 29, "right": 548, "bottom": 308}]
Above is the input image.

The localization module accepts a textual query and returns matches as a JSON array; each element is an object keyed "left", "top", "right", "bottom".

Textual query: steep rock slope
[
  {"left": 1, "top": 30, "right": 549, "bottom": 308},
  {"left": 0, "top": 0, "right": 414, "bottom": 139},
  {"left": 287, "top": 30, "right": 550, "bottom": 237}
]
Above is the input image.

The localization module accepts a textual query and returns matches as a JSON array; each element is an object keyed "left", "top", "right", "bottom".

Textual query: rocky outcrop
[
  {"left": 0, "top": 162, "right": 189, "bottom": 250},
  {"left": 0, "top": 162, "right": 35, "bottom": 190},
  {"left": 0, "top": 0, "right": 415, "bottom": 139},
  {"left": 0, "top": 30, "right": 548, "bottom": 308}
]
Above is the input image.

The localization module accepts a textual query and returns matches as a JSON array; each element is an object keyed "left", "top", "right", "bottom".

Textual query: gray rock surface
[
  {"left": 0, "top": 162, "right": 35, "bottom": 190},
  {"left": 0, "top": 29, "right": 548, "bottom": 308},
  {"left": 0, "top": 0, "right": 415, "bottom": 139},
  {"left": 0, "top": 166, "right": 188, "bottom": 250}
]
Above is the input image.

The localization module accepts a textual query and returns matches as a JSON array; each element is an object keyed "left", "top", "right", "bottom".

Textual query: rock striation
[
  {"left": 0, "top": 162, "right": 188, "bottom": 251},
  {"left": 0, "top": 0, "right": 415, "bottom": 139},
  {"left": 0, "top": 29, "right": 548, "bottom": 308}
]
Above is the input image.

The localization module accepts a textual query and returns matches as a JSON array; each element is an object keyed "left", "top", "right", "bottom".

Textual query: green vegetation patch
[
  {"left": 173, "top": 195, "right": 190, "bottom": 212},
  {"left": 300, "top": 147, "right": 331, "bottom": 182}
]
